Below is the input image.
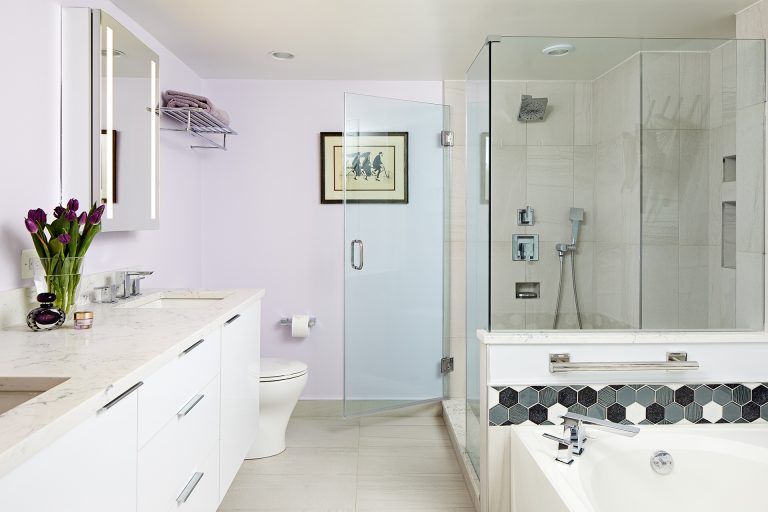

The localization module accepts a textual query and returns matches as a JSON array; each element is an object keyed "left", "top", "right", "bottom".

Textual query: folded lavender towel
[{"left": 162, "top": 90, "right": 230, "bottom": 126}]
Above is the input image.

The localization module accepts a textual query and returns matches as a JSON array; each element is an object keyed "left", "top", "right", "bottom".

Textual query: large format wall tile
[
  {"left": 490, "top": 146, "right": 526, "bottom": 243},
  {"left": 642, "top": 53, "right": 681, "bottom": 129},
  {"left": 526, "top": 82, "right": 575, "bottom": 146},
  {"left": 679, "top": 130, "right": 710, "bottom": 245},
  {"left": 680, "top": 52, "right": 710, "bottom": 129},
  {"left": 526, "top": 146, "right": 574, "bottom": 242},
  {"left": 642, "top": 129, "right": 680, "bottom": 245},
  {"left": 736, "top": 101, "right": 766, "bottom": 254},
  {"left": 491, "top": 81, "right": 527, "bottom": 146}
]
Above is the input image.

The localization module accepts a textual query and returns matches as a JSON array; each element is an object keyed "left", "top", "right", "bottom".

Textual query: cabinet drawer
[
  {"left": 138, "top": 375, "right": 220, "bottom": 512},
  {"left": 171, "top": 445, "right": 220, "bottom": 512},
  {"left": 138, "top": 328, "right": 221, "bottom": 446}
]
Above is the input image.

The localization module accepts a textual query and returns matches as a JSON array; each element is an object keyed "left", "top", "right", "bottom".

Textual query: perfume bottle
[{"left": 26, "top": 293, "right": 65, "bottom": 331}]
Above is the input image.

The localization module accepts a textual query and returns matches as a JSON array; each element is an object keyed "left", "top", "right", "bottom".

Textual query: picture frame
[{"left": 320, "top": 131, "right": 409, "bottom": 203}]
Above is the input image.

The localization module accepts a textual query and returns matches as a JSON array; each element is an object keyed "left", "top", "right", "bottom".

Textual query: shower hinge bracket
[
  {"left": 441, "top": 131, "right": 455, "bottom": 147},
  {"left": 441, "top": 356, "right": 454, "bottom": 374}
]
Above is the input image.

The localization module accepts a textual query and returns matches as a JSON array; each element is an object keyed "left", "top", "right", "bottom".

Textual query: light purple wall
[
  {"left": 199, "top": 80, "right": 443, "bottom": 399},
  {"left": 0, "top": 0, "right": 204, "bottom": 292}
]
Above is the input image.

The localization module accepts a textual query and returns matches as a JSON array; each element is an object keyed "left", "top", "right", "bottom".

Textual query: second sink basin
[{"left": 0, "top": 377, "right": 70, "bottom": 415}]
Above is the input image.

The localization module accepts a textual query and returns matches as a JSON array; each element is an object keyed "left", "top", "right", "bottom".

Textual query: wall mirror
[{"left": 62, "top": 8, "right": 159, "bottom": 232}]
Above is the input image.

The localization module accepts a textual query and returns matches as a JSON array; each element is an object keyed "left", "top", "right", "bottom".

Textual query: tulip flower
[
  {"left": 64, "top": 210, "right": 77, "bottom": 222},
  {"left": 27, "top": 208, "right": 46, "bottom": 227},
  {"left": 24, "top": 218, "right": 38, "bottom": 233},
  {"left": 67, "top": 198, "right": 79, "bottom": 211},
  {"left": 53, "top": 206, "right": 64, "bottom": 218},
  {"left": 88, "top": 205, "right": 106, "bottom": 225},
  {"left": 78, "top": 212, "right": 87, "bottom": 225},
  {"left": 58, "top": 233, "right": 71, "bottom": 245}
]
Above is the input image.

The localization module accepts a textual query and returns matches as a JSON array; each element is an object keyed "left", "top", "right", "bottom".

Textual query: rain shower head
[{"left": 518, "top": 95, "right": 548, "bottom": 122}]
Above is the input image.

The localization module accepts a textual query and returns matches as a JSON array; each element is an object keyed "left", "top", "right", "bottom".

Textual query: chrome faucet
[
  {"left": 542, "top": 412, "right": 639, "bottom": 465},
  {"left": 120, "top": 271, "right": 154, "bottom": 298}
]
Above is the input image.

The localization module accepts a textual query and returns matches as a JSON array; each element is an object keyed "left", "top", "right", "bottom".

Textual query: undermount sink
[
  {"left": 118, "top": 291, "right": 232, "bottom": 309},
  {"left": 0, "top": 377, "right": 70, "bottom": 415},
  {"left": 137, "top": 298, "right": 225, "bottom": 309}
]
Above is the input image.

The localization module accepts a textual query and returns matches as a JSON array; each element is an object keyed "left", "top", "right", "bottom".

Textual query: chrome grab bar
[{"left": 549, "top": 352, "right": 698, "bottom": 373}]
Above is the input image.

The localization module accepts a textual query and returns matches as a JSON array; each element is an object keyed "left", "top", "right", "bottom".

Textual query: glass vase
[{"left": 32, "top": 257, "right": 85, "bottom": 318}]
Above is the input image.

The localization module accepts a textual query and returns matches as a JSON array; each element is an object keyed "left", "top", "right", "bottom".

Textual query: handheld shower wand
[
  {"left": 554, "top": 207, "right": 585, "bottom": 329},
  {"left": 569, "top": 208, "right": 584, "bottom": 246}
]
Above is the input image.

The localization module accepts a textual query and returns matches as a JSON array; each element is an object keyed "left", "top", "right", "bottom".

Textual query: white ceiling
[{"left": 111, "top": 0, "right": 759, "bottom": 80}]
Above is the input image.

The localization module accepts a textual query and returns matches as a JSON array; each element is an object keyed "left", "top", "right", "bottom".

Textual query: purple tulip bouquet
[{"left": 24, "top": 199, "right": 104, "bottom": 315}]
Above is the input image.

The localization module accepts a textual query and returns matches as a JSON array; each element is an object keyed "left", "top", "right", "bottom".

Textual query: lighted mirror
[{"left": 62, "top": 8, "right": 160, "bottom": 232}]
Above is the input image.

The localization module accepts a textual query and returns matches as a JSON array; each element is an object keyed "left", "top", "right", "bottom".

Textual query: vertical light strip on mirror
[
  {"left": 150, "top": 59, "right": 157, "bottom": 220},
  {"left": 105, "top": 26, "right": 114, "bottom": 219}
]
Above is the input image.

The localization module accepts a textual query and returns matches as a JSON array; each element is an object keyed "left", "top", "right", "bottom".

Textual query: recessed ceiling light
[
  {"left": 542, "top": 44, "right": 574, "bottom": 57},
  {"left": 269, "top": 51, "right": 295, "bottom": 61}
]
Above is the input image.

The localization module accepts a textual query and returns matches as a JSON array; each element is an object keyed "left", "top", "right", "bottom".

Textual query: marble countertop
[{"left": 0, "top": 288, "right": 265, "bottom": 478}]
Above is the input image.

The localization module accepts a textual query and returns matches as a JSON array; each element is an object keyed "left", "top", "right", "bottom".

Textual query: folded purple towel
[{"left": 162, "top": 90, "right": 230, "bottom": 126}]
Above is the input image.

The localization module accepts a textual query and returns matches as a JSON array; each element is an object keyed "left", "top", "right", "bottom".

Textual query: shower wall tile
[
  {"left": 526, "top": 82, "right": 574, "bottom": 146},
  {"left": 642, "top": 244, "right": 679, "bottom": 329},
  {"left": 444, "top": 80, "right": 466, "bottom": 147},
  {"left": 679, "top": 245, "right": 710, "bottom": 328},
  {"left": 737, "top": 40, "right": 767, "bottom": 110},
  {"left": 490, "top": 241, "right": 525, "bottom": 330},
  {"left": 679, "top": 130, "right": 710, "bottom": 246},
  {"left": 448, "top": 337, "right": 466, "bottom": 398},
  {"left": 709, "top": 45, "right": 724, "bottom": 130},
  {"left": 642, "top": 129, "right": 680, "bottom": 245},
  {"left": 574, "top": 82, "right": 593, "bottom": 145},
  {"left": 708, "top": 126, "right": 724, "bottom": 246},
  {"left": 594, "top": 242, "right": 636, "bottom": 327},
  {"left": 680, "top": 53, "right": 710, "bottom": 130},
  {"left": 709, "top": 246, "right": 736, "bottom": 329},
  {"left": 574, "top": 146, "right": 596, "bottom": 243},
  {"left": 592, "top": 55, "right": 640, "bottom": 144},
  {"left": 736, "top": 101, "right": 765, "bottom": 254},
  {"left": 642, "top": 53, "right": 681, "bottom": 130},
  {"left": 491, "top": 81, "right": 527, "bottom": 146},
  {"left": 736, "top": 251, "right": 765, "bottom": 330},
  {"left": 526, "top": 146, "right": 574, "bottom": 242},
  {"left": 490, "top": 146, "right": 526, "bottom": 243},
  {"left": 722, "top": 41, "right": 737, "bottom": 157},
  {"left": 523, "top": 241, "right": 561, "bottom": 329}
]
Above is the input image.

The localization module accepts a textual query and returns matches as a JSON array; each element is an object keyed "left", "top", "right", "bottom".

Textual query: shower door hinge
[
  {"left": 441, "top": 356, "right": 454, "bottom": 374},
  {"left": 441, "top": 131, "right": 455, "bottom": 147}
]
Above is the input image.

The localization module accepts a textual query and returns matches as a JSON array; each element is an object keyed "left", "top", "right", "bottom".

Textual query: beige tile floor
[{"left": 218, "top": 409, "right": 474, "bottom": 511}]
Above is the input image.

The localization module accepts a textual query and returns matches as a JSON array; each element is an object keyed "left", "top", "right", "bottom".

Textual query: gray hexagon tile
[{"left": 489, "top": 383, "right": 768, "bottom": 426}]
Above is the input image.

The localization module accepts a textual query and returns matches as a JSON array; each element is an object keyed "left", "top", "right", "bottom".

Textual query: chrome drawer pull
[
  {"left": 177, "top": 394, "right": 204, "bottom": 417},
  {"left": 225, "top": 313, "right": 240, "bottom": 325},
  {"left": 176, "top": 472, "right": 204, "bottom": 504},
  {"left": 181, "top": 338, "right": 205, "bottom": 356},
  {"left": 100, "top": 382, "right": 143, "bottom": 411}
]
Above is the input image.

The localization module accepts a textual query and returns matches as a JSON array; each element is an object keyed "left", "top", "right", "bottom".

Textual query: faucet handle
[
  {"left": 541, "top": 432, "right": 574, "bottom": 465},
  {"left": 561, "top": 412, "right": 640, "bottom": 436}
]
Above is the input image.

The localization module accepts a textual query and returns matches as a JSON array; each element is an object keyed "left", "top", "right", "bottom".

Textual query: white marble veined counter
[{"left": 0, "top": 288, "right": 265, "bottom": 478}]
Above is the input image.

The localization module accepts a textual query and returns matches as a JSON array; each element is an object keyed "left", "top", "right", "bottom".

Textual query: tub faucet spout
[{"left": 543, "top": 412, "right": 639, "bottom": 465}]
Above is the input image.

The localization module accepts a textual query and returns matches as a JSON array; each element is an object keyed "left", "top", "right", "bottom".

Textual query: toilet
[{"left": 246, "top": 358, "right": 308, "bottom": 459}]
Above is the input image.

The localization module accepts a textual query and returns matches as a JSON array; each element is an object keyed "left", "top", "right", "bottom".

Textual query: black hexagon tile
[{"left": 489, "top": 383, "right": 768, "bottom": 426}]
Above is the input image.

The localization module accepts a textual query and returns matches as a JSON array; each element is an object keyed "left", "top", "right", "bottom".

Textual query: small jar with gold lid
[{"left": 73, "top": 311, "right": 94, "bottom": 330}]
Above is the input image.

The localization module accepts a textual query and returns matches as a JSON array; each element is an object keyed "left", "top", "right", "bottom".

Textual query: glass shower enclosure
[
  {"left": 343, "top": 93, "right": 451, "bottom": 416},
  {"left": 466, "top": 36, "right": 766, "bottom": 474}
]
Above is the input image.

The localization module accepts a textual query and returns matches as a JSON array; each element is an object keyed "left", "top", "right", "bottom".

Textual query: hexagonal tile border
[{"left": 488, "top": 383, "right": 768, "bottom": 426}]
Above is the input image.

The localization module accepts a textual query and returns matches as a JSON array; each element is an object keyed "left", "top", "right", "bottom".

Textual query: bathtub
[{"left": 510, "top": 424, "right": 768, "bottom": 512}]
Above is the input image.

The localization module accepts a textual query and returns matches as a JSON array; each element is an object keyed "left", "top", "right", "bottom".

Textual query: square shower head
[{"left": 518, "top": 95, "right": 548, "bottom": 122}]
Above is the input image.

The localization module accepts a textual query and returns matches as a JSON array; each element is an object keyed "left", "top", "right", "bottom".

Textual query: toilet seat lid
[{"left": 258, "top": 358, "right": 308, "bottom": 381}]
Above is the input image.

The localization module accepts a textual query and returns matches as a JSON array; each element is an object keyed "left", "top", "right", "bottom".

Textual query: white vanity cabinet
[
  {"left": 220, "top": 302, "right": 261, "bottom": 493},
  {"left": 0, "top": 383, "right": 140, "bottom": 512}
]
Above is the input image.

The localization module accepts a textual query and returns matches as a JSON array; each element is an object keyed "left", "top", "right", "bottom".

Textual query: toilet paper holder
[{"left": 279, "top": 317, "right": 317, "bottom": 328}]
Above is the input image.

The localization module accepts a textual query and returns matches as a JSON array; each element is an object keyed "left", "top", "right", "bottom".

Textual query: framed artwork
[{"left": 320, "top": 131, "right": 409, "bottom": 203}]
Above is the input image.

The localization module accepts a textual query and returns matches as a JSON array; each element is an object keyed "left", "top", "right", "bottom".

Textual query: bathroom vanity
[{"left": 0, "top": 288, "right": 263, "bottom": 511}]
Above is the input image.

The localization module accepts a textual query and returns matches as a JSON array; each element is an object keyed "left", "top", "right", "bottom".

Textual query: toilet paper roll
[{"left": 291, "top": 315, "right": 311, "bottom": 338}]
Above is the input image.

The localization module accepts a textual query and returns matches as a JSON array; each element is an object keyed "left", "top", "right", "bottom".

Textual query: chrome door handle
[
  {"left": 100, "top": 381, "right": 143, "bottom": 412},
  {"left": 351, "top": 240, "right": 364, "bottom": 270},
  {"left": 176, "top": 472, "right": 204, "bottom": 504},
  {"left": 180, "top": 338, "right": 204, "bottom": 356}
]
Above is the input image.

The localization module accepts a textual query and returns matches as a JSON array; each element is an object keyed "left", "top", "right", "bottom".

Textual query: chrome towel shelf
[
  {"left": 549, "top": 352, "right": 699, "bottom": 373},
  {"left": 155, "top": 106, "right": 237, "bottom": 150}
]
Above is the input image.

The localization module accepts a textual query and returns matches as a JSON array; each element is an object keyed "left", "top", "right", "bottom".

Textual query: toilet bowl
[{"left": 246, "top": 358, "right": 308, "bottom": 459}]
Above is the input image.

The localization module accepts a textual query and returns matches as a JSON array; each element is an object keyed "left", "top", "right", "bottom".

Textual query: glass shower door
[{"left": 344, "top": 93, "right": 449, "bottom": 417}]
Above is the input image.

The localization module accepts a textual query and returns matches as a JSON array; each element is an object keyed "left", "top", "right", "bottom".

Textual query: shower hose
[{"left": 553, "top": 252, "right": 583, "bottom": 329}]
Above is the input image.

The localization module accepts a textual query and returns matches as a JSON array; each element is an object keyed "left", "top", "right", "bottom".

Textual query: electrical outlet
[{"left": 20, "top": 249, "right": 38, "bottom": 279}]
